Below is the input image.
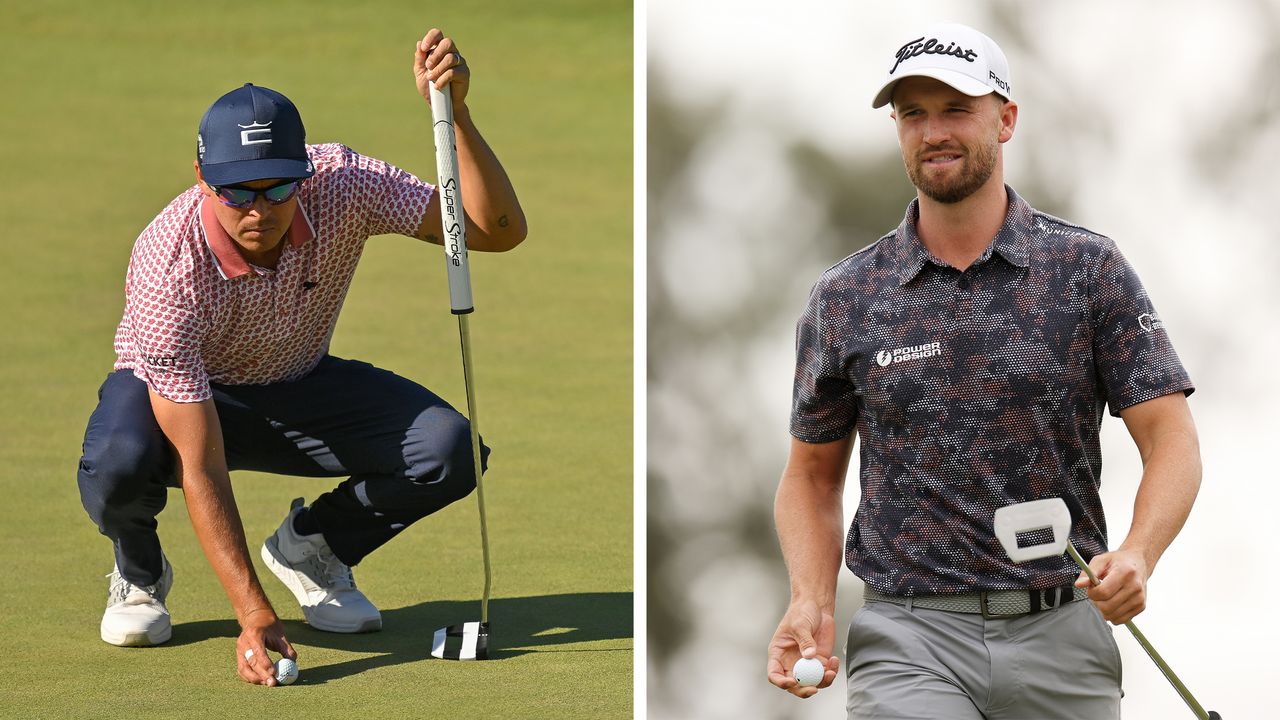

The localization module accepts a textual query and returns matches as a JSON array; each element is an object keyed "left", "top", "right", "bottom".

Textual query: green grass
[{"left": 0, "top": 1, "right": 632, "bottom": 717}]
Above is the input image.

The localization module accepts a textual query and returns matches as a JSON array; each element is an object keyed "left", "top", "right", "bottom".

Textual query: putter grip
[{"left": 429, "top": 82, "right": 474, "bottom": 314}]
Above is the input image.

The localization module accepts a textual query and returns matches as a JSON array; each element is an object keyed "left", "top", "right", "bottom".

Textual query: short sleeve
[
  {"left": 341, "top": 148, "right": 436, "bottom": 238},
  {"left": 125, "top": 273, "right": 210, "bottom": 403},
  {"left": 790, "top": 280, "right": 859, "bottom": 442},
  {"left": 1090, "top": 242, "right": 1194, "bottom": 416}
]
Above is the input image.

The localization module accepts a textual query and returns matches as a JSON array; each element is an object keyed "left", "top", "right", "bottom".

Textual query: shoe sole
[
  {"left": 101, "top": 619, "right": 172, "bottom": 647},
  {"left": 261, "top": 536, "right": 382, "bottom": 634}
]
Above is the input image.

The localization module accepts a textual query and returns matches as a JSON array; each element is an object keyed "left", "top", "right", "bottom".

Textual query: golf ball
[
  {"left": 793, "top": 657, "right": 824, "bottom": 687},
  {"left": 275, "top": 658, "right": 298, "bottom": 686}
]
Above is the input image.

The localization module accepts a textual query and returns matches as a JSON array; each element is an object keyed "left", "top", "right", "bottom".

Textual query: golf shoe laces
[{"left": 105, "top": 568, "right": 164, "bottom": 606}]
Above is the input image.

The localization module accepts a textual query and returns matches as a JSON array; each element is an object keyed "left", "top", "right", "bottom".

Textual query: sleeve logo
[{"left": 1137, "top": 313, "right": 1163, "bottom": 332}]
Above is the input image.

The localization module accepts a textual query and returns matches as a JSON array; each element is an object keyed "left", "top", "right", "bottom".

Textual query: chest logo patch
[{"left": 876, "top": 342, "right": 943, "bottom": 367}]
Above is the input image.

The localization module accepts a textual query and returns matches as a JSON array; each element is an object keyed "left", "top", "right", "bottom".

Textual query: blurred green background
[{"left": 0, "top": 1, "right": 632, "bottom": 718}]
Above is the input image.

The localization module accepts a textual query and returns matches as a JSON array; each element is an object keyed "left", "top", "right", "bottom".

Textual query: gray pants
[{"left": 846, "top": 598, "right": 1122, "bottom": 719}]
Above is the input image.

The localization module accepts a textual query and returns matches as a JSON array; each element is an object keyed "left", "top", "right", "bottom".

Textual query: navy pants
[{"left": 77, "top": 356, "right": 487, "bottom": 586}]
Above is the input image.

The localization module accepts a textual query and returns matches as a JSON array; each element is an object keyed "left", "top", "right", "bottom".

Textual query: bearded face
[
  {"left": 891, "top": 78, "right": 1011, "bottom": 205},
  {"left": 903, "top": 130, "right": 1000, "bottom": 204}
]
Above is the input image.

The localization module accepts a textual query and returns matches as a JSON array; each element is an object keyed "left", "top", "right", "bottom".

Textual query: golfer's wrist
[
  {"left": 788, "top": 587, "right": 835, "bottom": 611},
  {"left": 451, "top": 102, "right": 473, "bottom": 127},
  {"left": 237, "top": 605, "right": 278, "bottom": 626}
]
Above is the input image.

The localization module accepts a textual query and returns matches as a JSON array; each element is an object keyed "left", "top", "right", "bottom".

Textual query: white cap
[{"left": 871, "top": 23, "right": 1012, "bottom": 109}]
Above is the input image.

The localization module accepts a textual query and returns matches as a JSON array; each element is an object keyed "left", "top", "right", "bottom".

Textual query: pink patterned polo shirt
[{"left": 113, "top": 143, "right": 435, "bottom": 403}]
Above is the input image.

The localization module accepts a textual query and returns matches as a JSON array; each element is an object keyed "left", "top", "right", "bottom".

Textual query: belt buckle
[{"left": 979, "top": 590, "right": 1025, "bottom": 619}]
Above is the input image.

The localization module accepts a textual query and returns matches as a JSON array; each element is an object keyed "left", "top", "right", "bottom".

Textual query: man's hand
[
  {"left": 414, "top": 28, "right": 469, "bottom": 110},
  {"left": 766, "top": 598, "right": 840, "bottom": 698},
  {"left": 235, "top": 608, "right": 297, "bottom": 686},
  {"left": 1074, "top": 547, "right": 1150, "bottom": 625}
]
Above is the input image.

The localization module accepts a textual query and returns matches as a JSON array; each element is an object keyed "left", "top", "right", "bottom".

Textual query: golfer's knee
[
  {"left": 79, "top": 429, "right": 168, "bottom": 517},
  {"left": 405, "top": 410, "right": 482, "bottom": 504}
]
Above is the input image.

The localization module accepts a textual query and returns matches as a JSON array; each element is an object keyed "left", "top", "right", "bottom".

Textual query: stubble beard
[{"left": 905, "top": 135, "right": 999, "bottom": 204}]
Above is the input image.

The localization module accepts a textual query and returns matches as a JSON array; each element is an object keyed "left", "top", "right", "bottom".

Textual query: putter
[
  {"left": 427, "top": 78, "right": 492, "bottom": 661},
  {"left": 994, "top": 499, "right": 1219, "bottom": 719}
]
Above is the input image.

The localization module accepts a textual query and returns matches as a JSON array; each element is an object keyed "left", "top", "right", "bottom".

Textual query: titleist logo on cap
[{"left": 891, "top": 37, "right": 978, "bottom": 74}]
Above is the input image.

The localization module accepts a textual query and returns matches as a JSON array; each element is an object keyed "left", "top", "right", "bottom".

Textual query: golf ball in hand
[
  {"left": 275, "top": 658, "right": 298, "bottom": 686},
  {"left": 793, "top": 657, "right": 824, "bottom": 687}
]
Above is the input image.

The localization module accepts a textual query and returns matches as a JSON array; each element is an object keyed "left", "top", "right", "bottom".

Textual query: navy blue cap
[{"left": 196, "top": 83, "right": 315, "bottom": 186}]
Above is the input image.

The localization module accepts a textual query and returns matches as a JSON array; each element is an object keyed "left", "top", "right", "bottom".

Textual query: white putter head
[{"left": 993, "top": 498, "right": 1072, "bottom": 563}]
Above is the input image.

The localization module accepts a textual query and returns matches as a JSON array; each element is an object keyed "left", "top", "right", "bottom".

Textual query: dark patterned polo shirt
[{"left": 790, "top": 186, "right": 1194, "bottom": 596}]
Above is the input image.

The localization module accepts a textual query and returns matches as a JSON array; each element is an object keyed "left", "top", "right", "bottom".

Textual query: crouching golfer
[
  {"left": 766, "top": 23, "right": 1202, "bottom": 719},
  {"left": 76, "top": 28, "right": 526, "bottom": 686}
]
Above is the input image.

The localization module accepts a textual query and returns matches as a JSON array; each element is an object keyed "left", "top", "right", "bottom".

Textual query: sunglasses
[{"left": 210, "top": 180, "right": 301, "bottom": 209}]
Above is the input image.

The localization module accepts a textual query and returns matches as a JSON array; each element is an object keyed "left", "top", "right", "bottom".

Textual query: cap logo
[
  {"left": 238, "top": 120, "right": 273, "bottom": 146},
  {"left": 891, "top": 36, "right": 978, "bottom": 75},
  {"left": 988, "top": 70, "right": 1010, "bottom": 93}
]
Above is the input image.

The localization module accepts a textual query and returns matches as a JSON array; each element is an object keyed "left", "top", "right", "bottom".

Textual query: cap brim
[
  {"left": 200, "top": 157, "right": 315, "bottom": 186},
  {"left": 871, "top": 68, "right": 997, "bottom": 109}
]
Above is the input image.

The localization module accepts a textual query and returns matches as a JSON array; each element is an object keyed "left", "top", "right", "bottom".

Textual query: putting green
[{"left": 0, "top": 1, "right": 632, "bottom": 718}]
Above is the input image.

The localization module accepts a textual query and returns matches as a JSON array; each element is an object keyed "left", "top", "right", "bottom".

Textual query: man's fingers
[
  {"left": 768, "top": 669, "right": 820, "bottom": 699},
  {"left": 767, "top": 669, "right": 797, "bottom": 691},
  {"left": 252, "top": 647, "right": 277, "bottom": 686},
  {"left": 1099, "top": 590, "right": 1146, "bottom": 625},
  {"left": 1111, "top": 599, "right": 1144, "bottom": 625},
  {"left": 242, "top": 646, "right": 277, "bottom": 686},
  {"left": 420, "top": 28, "right": 443, "bottom": 55},
  {"left": 269, "top": 634, "right": 297, "bottom": 662},
  {"left": 816, "top": 655, "right": 841, "bottom": 688},
  {"left": 794, "top": 634, "right": 818, "bottom": 660},
  {"left": 433, "top": 68, "right": 457, "bottom": 91},
  {"left": 1086, "top": 578, "right": 1118, "bottom": 603},
  {"left": 425, "top": 37, "right": 457, "bottom": 72},
  {"left": 766, "top": 647, "right": 796, "bottom": 691}
]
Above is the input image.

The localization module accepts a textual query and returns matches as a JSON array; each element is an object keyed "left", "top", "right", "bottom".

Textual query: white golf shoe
[
  {"left": 100, "top": 555, "right": 173, "bottom": 647},
  {"left": 261, "top": 498, "right": 382, "bottom": 633}
]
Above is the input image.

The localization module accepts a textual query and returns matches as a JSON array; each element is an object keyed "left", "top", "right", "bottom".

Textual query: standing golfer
[
  {"left": 766, "top": 23, "right": 1201, "bottom": 719},
  {"left": 76, "top": 29, "right": 526, "bottom": 686}
]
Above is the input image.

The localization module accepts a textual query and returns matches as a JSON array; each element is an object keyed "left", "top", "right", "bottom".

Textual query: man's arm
[
  {"left": 413, "top": 28, "right": 528, "bottom": 252},
  {"left": 1075, "top": 391, "right": 1201, "bottom": 624},
  {"left": 766, "top": 435, "right": 852, "bottom": 698},
  {"left": 148, "top": 392, "right": 295, "bottom": 686}
]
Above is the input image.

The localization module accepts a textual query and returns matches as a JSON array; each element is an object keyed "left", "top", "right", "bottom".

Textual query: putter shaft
[
  {"left": 1066, "top": 543, "right": 1211, "bottom": 720},
  {"left": 457, "top": 313, "right": 492, "bottom": 624}
]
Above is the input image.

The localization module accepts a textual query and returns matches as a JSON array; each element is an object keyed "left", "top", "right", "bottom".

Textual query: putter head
[
  {"left": 431, "top": 621, "right": 490, "bottom": 661},
  {"left": 994, "top": 498, "right": 1072, "bottom": 563}
]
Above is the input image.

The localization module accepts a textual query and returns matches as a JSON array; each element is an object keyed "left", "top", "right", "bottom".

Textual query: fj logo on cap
[
  {"left": 238, "top": 120, "right": 273, "bottom": 146},
  {"left": 892, "top": 37, "right": 978, "bottom": 74}
]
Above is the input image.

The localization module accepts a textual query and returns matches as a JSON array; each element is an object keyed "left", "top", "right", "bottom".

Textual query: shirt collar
[
  {"left": 199, "top": 196, "right": 315, "bottom": 280},
  {"left": 892, "top": 185, "right": 1033, "bottom": 286}
]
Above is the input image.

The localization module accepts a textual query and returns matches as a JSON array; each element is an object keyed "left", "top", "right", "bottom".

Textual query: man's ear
[
  {"left": 998, "top": 100, "right": 1018, "bottom": 144},
  {"left": 193, "top": 160, "right": 213, "bottom": 196}
]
